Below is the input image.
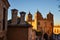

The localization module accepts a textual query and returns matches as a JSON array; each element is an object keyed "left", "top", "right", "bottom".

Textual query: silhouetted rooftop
[{"left": 8, "top": 17, "right": 33, "bottom": 28}]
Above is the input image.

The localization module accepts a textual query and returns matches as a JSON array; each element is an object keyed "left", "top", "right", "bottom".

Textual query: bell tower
[{"left": 0, "top": 0, "right": 10, "bottom": 40}]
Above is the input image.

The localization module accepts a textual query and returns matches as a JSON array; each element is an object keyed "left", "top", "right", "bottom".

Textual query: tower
[
  {"left": 34, "top": 10, "right": 43, "bottom": 30},
  {"left": 47, "top": 12, "right": 53, "bottom": 21},
  {"left": 26, "top": 12, "right": 32, "bottom": 22},
  {"left": 47, "top": 12, "right": 53, "bottom": 30},
  {"left": 0, "top": 0, "right": 10, "bottom": 40},
  {"left": 47, "top": 12, "right": 54, "bottom": 38},
  {"left": 26, "top": 12, "right": 32, "bottom": 25},
  {"left": 34, "top": 10, "right": 43, "bottom": 20},
  {"left": 11, "top": 9, "right": 18, "bottom": 24}
]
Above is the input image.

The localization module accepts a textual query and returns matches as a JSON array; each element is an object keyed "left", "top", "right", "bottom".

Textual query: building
[
  {"left": 7, "top": 10, "right": 33, "bottom": 40},
  {"left": 26, "top": 10, "right": 54, "bottom": 40},
  {"left": 0, "top": 0, "right": 33, "bottom": 40},
  {"left": 0, "top": 0, "right": 54, "bottom": 40},
  {"left": 53, "top": 26, "right": 60, "bottom": 34},
  {"left": 53, "top": 26, "right": 60, "bottom": 40},
  {"left": 0, "top": 0, "right": 10, "bottom": 40}
]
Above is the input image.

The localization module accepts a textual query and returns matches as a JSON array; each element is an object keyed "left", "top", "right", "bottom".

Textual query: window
[
  {"left": 3, "top": 8, "right": 6, "bottom": 30},
  {"left": 51, "top": 23, "right": 53, "bottom": 26},
  {"left": 38, "top": 22, "right": 40, "bottom": 25}
]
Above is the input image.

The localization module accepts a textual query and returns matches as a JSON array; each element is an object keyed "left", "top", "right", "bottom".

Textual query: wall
[
  {"left": 0, "top": 1, "right": 9, "bottom": 40},
  {"left": 38, "top": 20, "right": 53, "bottom": 37},
  {"left": 7, "top": 27, "right": 28, "bottom": 40}
]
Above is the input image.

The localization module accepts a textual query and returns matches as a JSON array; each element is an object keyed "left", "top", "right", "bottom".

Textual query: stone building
[
  {"left": 53, "top": 26, "right": 60, "bottom": 34},
  {"left": 26, "top": 10, "right": 54, "bottom": 40},
  {"left": 0, "top": 0, "right": 10, "bottom": 40},
  {"left": 0, "top": 0, "right": 54, "bottom": 40},
  {"left": 7, "top": 9, "right": 33, "bottom": 40}
]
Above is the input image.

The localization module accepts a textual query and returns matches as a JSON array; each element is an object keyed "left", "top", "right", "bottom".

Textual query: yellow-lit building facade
[
  {"left": 53, "top": 26, "right": 60, "bottom": 34},
  {"left": 26, "top": 11, "right": 54, "bottom": 40}
]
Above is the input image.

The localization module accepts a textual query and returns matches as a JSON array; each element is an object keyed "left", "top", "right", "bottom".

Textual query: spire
[
  {"left": 34, "top": 10, "right": 43, "bottom": 20},
  {"left": 48, "top": 12, "right": 53, "bottom": 16},
  {"left": 28, "top": 11, "right": 32, "bottom": 17},
  {"left": 26, "top": 11, "right": 32, "bottom": 21},
  {"left": 28, "top": 11, "right": 32, "bottom": 15},
  {"left": 35, "top": 9, "right": 42, "bottom": 16},
  {"left": 47, "top": 12, "right": 53, "bottom": 21},
  {"left": 48, "top": 9, "right": 53, "bottom": 15},
  {"left": 37, "top": 9, "right": 40, "bottom": 13}
]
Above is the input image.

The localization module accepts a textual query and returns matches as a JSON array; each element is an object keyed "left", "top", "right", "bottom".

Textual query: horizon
[{"left": 8, "top": 0, "right": 60, "bottom": 26}]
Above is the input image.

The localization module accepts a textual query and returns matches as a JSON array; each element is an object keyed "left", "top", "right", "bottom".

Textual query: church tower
[
  {"left": 47, "top": 12, "right": 54, "bottom": 37},
  {"left": 47, "top": 12, "right": 53, "bottom": 30},
  {"left": 26, "top": 12, "right": 32, "bottom": 22},
  {"left": 47, "top": 12, "right": 53, "bottom": 21},
  {"left": 26, "top": 12, "right": 32, "bottom": 24},
  {"left": 0, "top": 0, "right": 10, "bottom": 40},
  {"left": 34, "top": 10, "right": 43, "bottom": 20},
  {"left": 34, "top": 10, "right": 43, "bottom": 30}
]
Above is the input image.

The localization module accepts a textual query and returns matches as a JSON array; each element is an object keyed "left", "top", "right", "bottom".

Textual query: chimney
[
  {"left": 20, "top": 11, "right": 26, "bottom": 24},
  {"left": 11, "top": 9, "right": 18, "bottom": 24}
]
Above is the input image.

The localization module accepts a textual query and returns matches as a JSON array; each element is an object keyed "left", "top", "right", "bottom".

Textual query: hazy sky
[{"left": 8, "top": 0, "right": 60, "bottom": 25}]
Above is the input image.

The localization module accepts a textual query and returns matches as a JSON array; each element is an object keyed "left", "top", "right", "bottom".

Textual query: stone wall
[{"left": 7, "top": 27, "right": 28, "bottom": 40}]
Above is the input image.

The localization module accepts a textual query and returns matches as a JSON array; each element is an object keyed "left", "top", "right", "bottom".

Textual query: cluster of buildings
[
  {"left": 1, "top": 0, "right": 60, "bottom": 40},
  {"left": 26, "top": 10, "right": 53, "bottom": 40}
]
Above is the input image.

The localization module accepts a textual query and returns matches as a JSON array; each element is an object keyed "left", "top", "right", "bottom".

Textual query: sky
[{"left": 8, "top": 0, "right": 60, "bottom": 25}]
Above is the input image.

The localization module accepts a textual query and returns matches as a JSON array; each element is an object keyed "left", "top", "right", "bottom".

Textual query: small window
[
  {"left": 51, "top": 23, "right": 53, "bottom": 26},
  {"left": 38, "top": 22, "right": 40, "bottom": 25}
]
